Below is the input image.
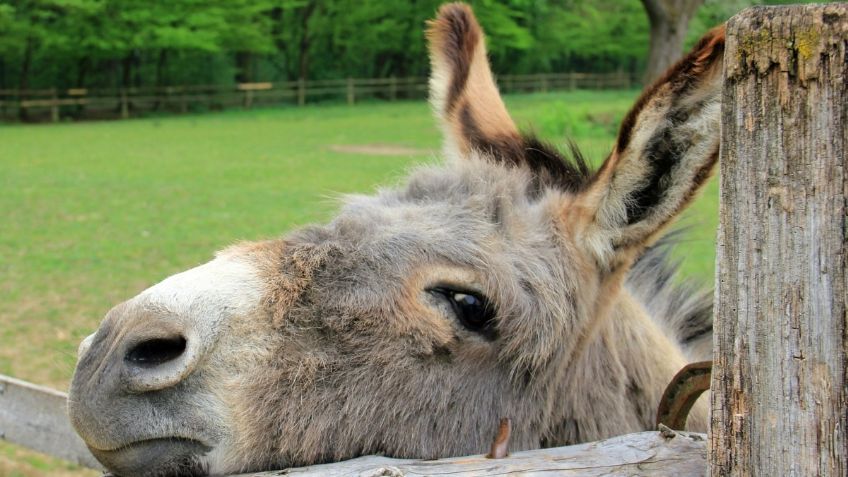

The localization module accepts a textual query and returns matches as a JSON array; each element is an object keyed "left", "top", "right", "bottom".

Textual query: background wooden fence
[{"left": 0, "top": 72, "right": 634, "bottom": 123}]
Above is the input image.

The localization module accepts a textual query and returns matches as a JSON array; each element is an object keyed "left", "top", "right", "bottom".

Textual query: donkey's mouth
[{"left": 90, "top": 437, "right": 211, "bottom": 477}]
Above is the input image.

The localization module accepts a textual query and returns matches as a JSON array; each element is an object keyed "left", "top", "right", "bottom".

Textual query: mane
[{"left": 625, "top": 230, "right": 713, "bottom": 360}]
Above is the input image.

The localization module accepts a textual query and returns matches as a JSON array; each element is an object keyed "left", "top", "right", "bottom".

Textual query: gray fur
[{"left": 626, "top": 232, "right": 714, "bottom": 360}]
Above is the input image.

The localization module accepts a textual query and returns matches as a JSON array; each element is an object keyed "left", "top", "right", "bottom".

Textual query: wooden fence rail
[
  {"left": 0, "top": 72, "right": 634, "bottom": 123},
  {"left": 0, "top": 374, "right": 102, "bottom": 470},
  {"left": 0, "top": 372, "right": 708, "bottom": 476}
]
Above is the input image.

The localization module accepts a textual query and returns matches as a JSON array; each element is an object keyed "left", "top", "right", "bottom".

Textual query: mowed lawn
[{"left": 0, "top": 90, "right": 718, "bottom": 476}]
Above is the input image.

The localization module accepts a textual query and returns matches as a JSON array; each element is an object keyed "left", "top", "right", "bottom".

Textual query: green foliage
[
  {"left": 0, "top": 1, "right": 825, "bottom": 92},
  {"left": 0, "top": 0, "right": 631, "bottom": 89}
]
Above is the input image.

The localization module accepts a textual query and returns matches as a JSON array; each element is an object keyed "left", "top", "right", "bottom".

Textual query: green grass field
[{"left": 0, "top": 90, "right": 718, "bottom": 476}]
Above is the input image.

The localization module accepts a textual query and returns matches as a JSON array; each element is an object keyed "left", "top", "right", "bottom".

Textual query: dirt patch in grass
[{"left": 329, "top": 143, "right": 431, "bottom": 156}]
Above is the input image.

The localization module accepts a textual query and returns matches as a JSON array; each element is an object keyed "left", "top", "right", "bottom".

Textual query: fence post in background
[
  {"left": 409, "top": 76, "right": 419, "bottom": 98},
  {"left": 243, "top": 87, "right": 253, "bottom": 109},
  {"left": 346, "top": 77, "right": 355, "bottom": 105},
  {"left": 50, "top": 88, "right": 59, "bottom": 122},
  {"left": 120, "top": 89, "right": 129, "bottom": 119},
  {"left": 389, "top": 76, "right": 397, "bottom": 101},
  {"left": 18, "top": 91, "right": 27, "bottom": 121},
  {"left": 297, "top": 78, "right": 306, "bottom": 106},
  {"left": 616, "top": 69, "right": 630, "bottom": 90},
  {"left": 178, "top": 87, "right": 188, "bottom": 113},
  {"left": 711, "top": 5, "right": 847, "bottom": 476},
  {"left": 568, "top": 73, "right": 576, "bottom": 90},
  {"left": 68, "top": 88, "right": 87, "bottom": 118},
  {"left": 540, "top": 74, "right": 548, "bottom": 93}
]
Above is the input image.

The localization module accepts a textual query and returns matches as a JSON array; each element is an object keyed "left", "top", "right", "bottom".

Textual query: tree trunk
[
  {"left": 235, "top": 51, "right": 252, "bottom": 84},
  {"left": 269, "top": 6, "right": 287, "bottom": 79},
  {"left": 75, "top": 57, "right": 89, "bottom": 88},
  {"left": 297, "top": 1, "right": 318, "bottom": 82},
  {"left": 711, "top": 5, "right": 847, "bottom": 476},
  {"left": 640, "top": 0, "right": 704, "bottom": 84},
  {"left": 18, "top": 36, "right": 34, "bottom": 120},
  {"left": 121, "top": 53, "right": 133, "bottom": 89},
  {"left": 154, "top": 50, "right": 168, "bottom": 111},
  {"left": 155, "top": 50, "right": 168, "bottom": 88},
  {"left": 18, "top": 37, "right": 34, "bottom": 92},
  {"left": 75, "top": 57, "right": 90, "bottom": 118}
]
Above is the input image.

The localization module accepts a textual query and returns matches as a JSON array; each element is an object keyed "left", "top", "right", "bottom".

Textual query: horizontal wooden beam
[
  {"left": 232, "top": 431, "right": 706, "bottom": 476},
  {"left": 1, "top": 374, "right": 705, "bottom": 475},
  {"left": 0, "top": 374, "right": 102, "bottom": 470}
]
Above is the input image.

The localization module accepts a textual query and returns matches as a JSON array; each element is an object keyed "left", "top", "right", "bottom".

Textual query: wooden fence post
[
  {"left": 297, "top": 78, "right": 306, "bottom": 106},
  {"left": 243, "top": 88, "right": 253, "bottom": 109},
  {"left": 711, "top": 5, "right": 847, "bottom": 476},
  {"left": 119, "top": 89, "right": 129, "bottom": 119},
  {"left": 50, "top": 88, "right": 59, "bottom": 122},
  {"left": 616, "top": 69, "right": 629, "bottom": 89},
  {"left": 178, "top": 87, "right": 188, "bottom": 113},
  {"left": 18, "top": 91, "right": 27, "bottom": 121},
  {"left": 389, "top": 76, "right": 397, "bottom": 101},
  {"left": 346, "top": 77, "right": 355, "bottom": 105}
]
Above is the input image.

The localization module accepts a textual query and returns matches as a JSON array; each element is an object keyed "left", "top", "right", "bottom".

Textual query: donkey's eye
[{"left": 430, "top": 287, "right": 497, "bottom": 340}]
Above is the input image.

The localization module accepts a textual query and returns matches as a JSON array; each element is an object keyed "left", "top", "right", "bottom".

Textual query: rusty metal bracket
[{"left": 655, "top": 361, "right": 712, "bottom": 431}]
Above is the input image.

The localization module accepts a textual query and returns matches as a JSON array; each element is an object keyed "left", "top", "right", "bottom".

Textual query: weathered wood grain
[
  {"left": 711, "top": 4, "right": 848, "bottom": 476},
  {"left": 2, "top": 372, "right": 707, "bottom": 476},
  {"left": 234, "top": 431, "right": 707, "bottom": 477},
  {"left": 1, "top": 372, "right": 706, "bottom": 475},
  {"left": 0, "top": 374, "right": 102, "bottom": 470}
]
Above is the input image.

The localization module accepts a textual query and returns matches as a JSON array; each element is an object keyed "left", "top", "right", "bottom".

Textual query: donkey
[{"left": 68, "top": 4, "right": 724, "bottom": 476}]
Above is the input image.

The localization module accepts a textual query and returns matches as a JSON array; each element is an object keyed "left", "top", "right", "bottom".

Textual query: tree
[
  {"left": 640, "top": 0, "right": 704, "bottom": 83},
  {"left": 219, "top": 0, "right": 275, "bottom": 83},
  {"left": 535, "top": 0, "right": 648, "bottom": 76}
]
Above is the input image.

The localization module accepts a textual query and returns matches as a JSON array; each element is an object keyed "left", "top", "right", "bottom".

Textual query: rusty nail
[{"left": 486, "top": 417, "right": 511, "bottom": 459}]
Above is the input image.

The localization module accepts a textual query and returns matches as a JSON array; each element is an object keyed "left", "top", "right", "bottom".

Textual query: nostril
[
  {"left": 121, "top": 333, "right": 198, "bottom": 393},
  {"left": 125, "top": 336, "right": 187, "bottom": 368}
]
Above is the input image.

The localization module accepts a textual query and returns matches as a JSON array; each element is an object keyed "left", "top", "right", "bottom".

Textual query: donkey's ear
[
  {"left": 427, "top": 3, "right": 520, "bottom": 158},
  {"left": 577, "top": 26, "right": 725, "bottom": 268}
]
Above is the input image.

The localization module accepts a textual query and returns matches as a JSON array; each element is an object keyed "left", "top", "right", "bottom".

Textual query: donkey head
[{"left": 69, "top": 4, "right": 724, "bottom": 476}]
